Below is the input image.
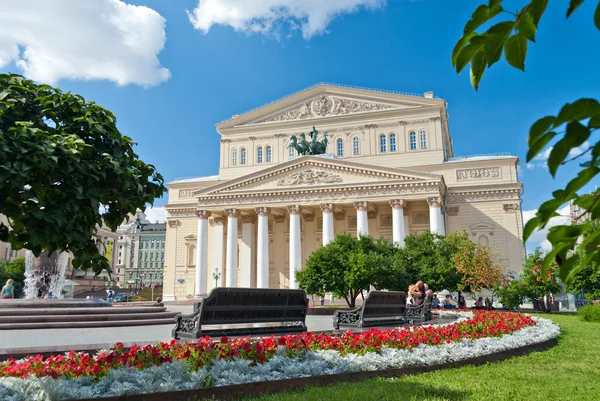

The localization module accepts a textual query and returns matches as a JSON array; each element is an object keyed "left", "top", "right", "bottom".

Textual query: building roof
[
  {"left": 444, "top": 153, "right": 516, "bottom": 163},
  {"left": 169, "top": 175, "right": 220, "bottom": 184}
]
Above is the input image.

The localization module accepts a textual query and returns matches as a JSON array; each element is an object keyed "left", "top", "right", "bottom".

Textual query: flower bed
[{"left": 0, "top": 311, "right": 560, "bottom": 401}]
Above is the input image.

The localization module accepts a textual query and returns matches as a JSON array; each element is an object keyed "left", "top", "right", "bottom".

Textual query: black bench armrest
[
  {"left": 333, "top": 307, "right": 361, "bottom": 329},
  {"left": 172, "top": 309, "right": 200, "bottom": 339}
]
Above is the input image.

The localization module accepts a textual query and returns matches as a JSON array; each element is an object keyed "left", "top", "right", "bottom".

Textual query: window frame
[
  {"left": 353, "top": 136, "right": 360, "bottom": 155},
  {"left": 389, "top": 133, "right": 397, "bottom": 152},
  {"left": 419, "top": 129, "right": 428, "bottom": 149},
  {"left": 257, "top": 146, "right": 263, "bottom": 163},
  {"left": 240, "top": 147, "right": 247, "bottom": 165},
  {"left": 231, "top": 148, "right": 237, "bottom": 165},
  {"left": 409, "top": 131, "right": 417, "bottom": 150},
  {"left": 336, "top": 138, "right": 344, "bottom": 157},
  {"left": 379, "top": 134, "right": 387, "bottom": 153},
  {"left": 265, "top": 145, "right": 272, "bottom": 163}
]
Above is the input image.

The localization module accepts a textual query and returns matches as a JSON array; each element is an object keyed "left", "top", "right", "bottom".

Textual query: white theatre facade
[{"left": 162, "top": 84, "right": 524, "bottom": 301}]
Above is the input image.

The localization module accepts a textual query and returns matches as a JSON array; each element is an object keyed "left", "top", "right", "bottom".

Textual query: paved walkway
[{"left": 0, "top": 304, "right": 336, "bottom": 354}]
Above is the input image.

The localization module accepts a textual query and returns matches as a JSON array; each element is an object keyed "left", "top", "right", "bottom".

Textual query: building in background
[{"left": 0, "top": 214, "right": 27, "bottom": 262}]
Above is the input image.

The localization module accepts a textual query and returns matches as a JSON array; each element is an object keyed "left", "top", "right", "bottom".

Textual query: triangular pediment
[
  {"left": 195, "top": 156, "right": 442, "bottom": 196},
  {"left": 470, "top": 223, "right": 495, "bottom": 231},
  {"left": 218, "top": 83, "right": 443, "bottom": 129}
]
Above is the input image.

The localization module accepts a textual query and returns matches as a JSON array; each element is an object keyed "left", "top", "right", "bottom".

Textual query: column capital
[
  {"left": 287, "top": 205, "right": 301, "bottom": 215},
  {"left": 389, "top": 199, "right": 407, "bottom": 210},
  {"left": 319, "top": 203, "right": 335, "bottom": 213},
  {"left": 241, "top": 214, "right": 256, "bottom": 224},
  {"left": 167, "top": 220, "right": 181, "bottom": 228},
  {"left": 196, "top": 210, "right": 211, "bottom": 219},
  {"left": 225, "top": 208, "right": 240, "bottom": 218},
  {"left": 427, "top": 197, "right": 442, "bottom": 208},
  {"left": 210, "top": 216, "right": 225, "bottom": 226},
  {"left": 354, "top": 201, "right": 368, "bottom": 212},
  {"left": 255, "top": 207, "right": 270, "bottom": 216}
]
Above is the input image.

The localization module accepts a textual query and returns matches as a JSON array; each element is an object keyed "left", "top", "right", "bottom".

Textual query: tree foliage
[
  {"left": 564, "top": 220, "right": 600, "bottom": 302},
  {"left": 454, "top": 239, "right": 508, "bottom": 295},
  {"left": 452, "top": 0, "right": 600, "bottom": 283},
  {"left": 296, "top": 234, "right": 411, "bottom": 308},
  {"left": 0, "top": 257, "right": 25, "bottom": 298},
  {"left": 0, "top": 74, "right": 166, "bottom": 275}
]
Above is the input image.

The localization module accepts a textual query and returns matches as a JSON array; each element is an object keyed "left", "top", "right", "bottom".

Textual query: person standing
[
  {"left": 329, "top": 293, "right": 335, "bottom": 305},
  {"left": 1, "top": 279, "right": 15, "bottom": 299}
]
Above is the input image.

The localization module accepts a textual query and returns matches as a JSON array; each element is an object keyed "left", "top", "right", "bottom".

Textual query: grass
[{"left": 239, "top": 314, "right": 600, "bottom": 401}]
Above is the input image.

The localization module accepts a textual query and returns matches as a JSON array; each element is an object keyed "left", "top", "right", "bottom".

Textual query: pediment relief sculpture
[
  {"left": 255, "top": 95, "right": 396, "bottom": 123},
  {"left": 277, "top": 168, "right": 343, "bottom": 186}
]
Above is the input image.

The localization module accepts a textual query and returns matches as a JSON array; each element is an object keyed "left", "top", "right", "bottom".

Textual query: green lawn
[{"left": 244, "top": 314, "right": 600, "bottom": 401}]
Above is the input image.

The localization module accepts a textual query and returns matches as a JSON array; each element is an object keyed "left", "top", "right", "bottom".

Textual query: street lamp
[{"left": 213, "top": 267, "right": 221, "bottom": 288}]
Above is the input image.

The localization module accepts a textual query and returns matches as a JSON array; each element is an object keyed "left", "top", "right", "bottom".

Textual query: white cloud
[
  {"left": 568, "top": 141, "right": 590, "bottom": 158},
  {"left": 0, "top": 0, "right": 170, "bottom": 86},
  {"left": 534, "top": 146, "right": 553, "bottom": 161},
  {"left": 144, "top": 206, "right": 167, "bottom": 223},
  {"left": 187, "top": 0, "right": 385, "bottom": 39},
  {"left": 522, "top": 204, "right": 571, "bottom": 253}
]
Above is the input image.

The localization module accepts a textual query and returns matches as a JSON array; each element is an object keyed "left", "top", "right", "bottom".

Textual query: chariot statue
[{"left": 288, "top": 126, "right": 329, "bottom": 156}]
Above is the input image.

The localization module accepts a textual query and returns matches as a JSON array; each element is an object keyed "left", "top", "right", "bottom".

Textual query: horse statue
[{"left": 288, "top": 127, "right": 329, "bottom": 157}]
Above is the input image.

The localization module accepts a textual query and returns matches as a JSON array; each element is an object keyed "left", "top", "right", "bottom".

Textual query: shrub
[{"left": 578, "top": 304, "right": 600, "bottom": 323}]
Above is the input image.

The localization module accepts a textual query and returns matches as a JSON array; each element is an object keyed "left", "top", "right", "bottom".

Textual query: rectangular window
[{"left": 390, "top": 134, "right": 397, "bottom": 152}]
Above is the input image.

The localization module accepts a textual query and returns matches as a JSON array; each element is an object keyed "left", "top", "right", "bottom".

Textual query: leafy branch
[{"left": 452, "top": 0, "right": 600, "bottom": 283}]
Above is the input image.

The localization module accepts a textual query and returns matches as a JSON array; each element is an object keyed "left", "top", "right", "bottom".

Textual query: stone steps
[
  {"left": 0, "top": 306, "right": 168, "bottom": 316},
  {"left": 0, "top": 317, "right": 177, "bottom": 330}
]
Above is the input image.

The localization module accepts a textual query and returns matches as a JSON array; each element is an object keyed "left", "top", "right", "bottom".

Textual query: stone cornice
[
  {"left": 164, "top": 206, "right": 197, "bottom": 217},
  {"left": 447, "top": 183, "right": 522, "bottom": 204},
  {"left": 196, "top": 181, "right": 441, "bottom": 208}
]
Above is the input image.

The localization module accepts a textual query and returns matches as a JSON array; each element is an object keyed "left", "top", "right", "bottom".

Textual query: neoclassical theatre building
[{"left": 162, "top": 84, "right": 524, "bottom": 301}]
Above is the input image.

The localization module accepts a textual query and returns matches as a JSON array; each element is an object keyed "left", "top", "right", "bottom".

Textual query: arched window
[
  {"left": 353, "top": 136, "right": 360, "bottom": 155},
  {"left": 240, "top": 148, "right": 247, "bottom": 165},
  {"left": 409, "top": 131, "right": 417, "bottom": 150},
  {"left": 231, "top": 148, "right": 237, "bottom": 165},
  {"left": 337, "top": 138, "right": 344, "bottom": 157},
  {"left": 419, "top": 129, "right": 427, "bottom": 149},
  {"left": 288, "top": 145, "right": 295, "bottom": 159},
  {"left": 187, "top": 245, "right": 196, "bottom": 266},
  {"left": 257, "top": 146, "right": 263, "bottom": 163},
  {"left": 389, "top": 133, "right": 397, "bottom": 152},
  {"left": 379, "top": 134, "right": 387, "bottom": 152},
  {"left": 266, "top": 145, "right": 272, "bottom": 162},
  {"left": 478, "top": 235, "right": 489, "bottom": 246}
]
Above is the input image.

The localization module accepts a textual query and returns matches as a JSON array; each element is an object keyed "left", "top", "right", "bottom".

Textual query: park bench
[
  {"left": 404, "top": 293, "right": 433, "bottom": 323},
  {"left": 172, "top": 287, "right": 309, "bottom": 339},
  {"left": 333, "top": 291, "right": 407, "bottom": 330}
]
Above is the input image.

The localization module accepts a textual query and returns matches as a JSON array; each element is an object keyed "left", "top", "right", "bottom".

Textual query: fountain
[{"left": 22, "top": 250, "right": 70, "bottom": 299}]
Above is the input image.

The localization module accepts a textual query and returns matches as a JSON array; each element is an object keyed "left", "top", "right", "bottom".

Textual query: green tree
[
  {"left": 0, "top": 74, "right": 166, "bottom": 275},
  {"left": 296, "top": 234, "right": 409, "bottom": 307},
  {"left": 496, "top": 279, "right": 527, "bottom": 310},
  {"left": 454, "top": 238, "right": 508, "bottom": 296},
  {"left": 0, "top": 257, "right": 25, "bottom": 298},
  {"left": 398, "top": 231, "right": 463, "bottom": 292},
  {"left": 452, "top": 0, "right": 600, "bottom": 283},
  {"left": 520, "top": 248, "right": 562, "bottom": 299},
  {"left": 565, "top": 220, "right": 600, "bottom": 302}
]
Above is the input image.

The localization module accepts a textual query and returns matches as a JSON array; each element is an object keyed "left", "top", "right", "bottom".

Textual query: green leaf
[
  {"left": 485, "top": 21, "right": 514, "bottom": 65},
  {"left": 595, "top": 2, "right": 600, "bottom": 29},
  {"left": 504, "top": 34, "right": 528, "bottom": 71},
  {"left": 516, "top": 12, "right": 536, "bottom": 41},
  {"left": 527, "top": 131, "right": 555, "bottom": 162},
  {"left": 464, "top": 3, "right": 504, "bottom": 35},
  {"left": 469, "top": 49, "right": 487, "bottom": 91},
  {"left": 529, "top": 0, "right": 549, "bottom": 26},
  {"left": 528, "top": 115, "right": 556, "bottom": 145},
  {"left": 564, "top": 167, "right": 599, "bottom": 199},
  {"left": 548, "top": 121, "right": 590, "bottom": 176},
  {"left": 455, "top": 36, "right": 486, "bottom": 73},
  {"left": 523, "top": 216, "right": 539, "bottom": 242},
  {"left": 554, "top": 98, "right": 600, "bottom": 127},
  {"left": 537, "top": 199, "right": 563, "bottom": 225},
  {"left": 567, "top": 0, "right": 585, "bottom": 18},
  {"left": 452, "top": 32, "right": 477, "bottom": 67}
]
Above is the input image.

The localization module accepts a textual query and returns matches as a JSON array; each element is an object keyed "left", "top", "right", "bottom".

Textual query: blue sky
[{"left": 1, "top": 0, "right": 598, "bottom": 252}]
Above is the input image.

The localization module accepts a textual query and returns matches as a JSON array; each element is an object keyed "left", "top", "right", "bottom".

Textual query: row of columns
[{"left": 194, "top": 198, "right": 445, "bottom": 296}]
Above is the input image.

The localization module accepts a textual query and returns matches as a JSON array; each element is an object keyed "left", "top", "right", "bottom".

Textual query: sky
[{"left": 1, "top": 0, "right": 598, "bottom": 253}]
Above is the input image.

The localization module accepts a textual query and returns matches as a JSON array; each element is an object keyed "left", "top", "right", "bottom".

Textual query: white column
[
  {"left": 256, "top": 207, "right": 270, "bottom": 288},
  {"left": 225, "top": 208, "right": 239, "bottom": 287},
  {"left": 240, "top": 215, "right": 255, "bottom": 288},
  {"left": 427, "top": 197, "right": 445, "bottom": 235},
  {"left": 354, "top": 201, "right": 369, "bottom": 237},
  {"left": 287, "top": 205, "right": 301, "bottom": 289},
  {"left": 195, "top": 210, "right": 210, "bottom": 297},
  {"left": 390, "top": 200, "right": 407, "bottom": 246},
  {"left": 211, "top": 216, "right": 224, "bottom": 288},
  {"left": 320, "top": 203, "right": 335, "bottom": 246}
]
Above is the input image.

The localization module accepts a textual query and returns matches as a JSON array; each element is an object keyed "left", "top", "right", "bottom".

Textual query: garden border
[{"left": 69, "top": 337, "right": 557, "bottom": 401}]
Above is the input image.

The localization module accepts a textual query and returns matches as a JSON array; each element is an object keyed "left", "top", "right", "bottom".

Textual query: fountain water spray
[{"left": 23, "top": 250, "right": 70, "bottom": 299}]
